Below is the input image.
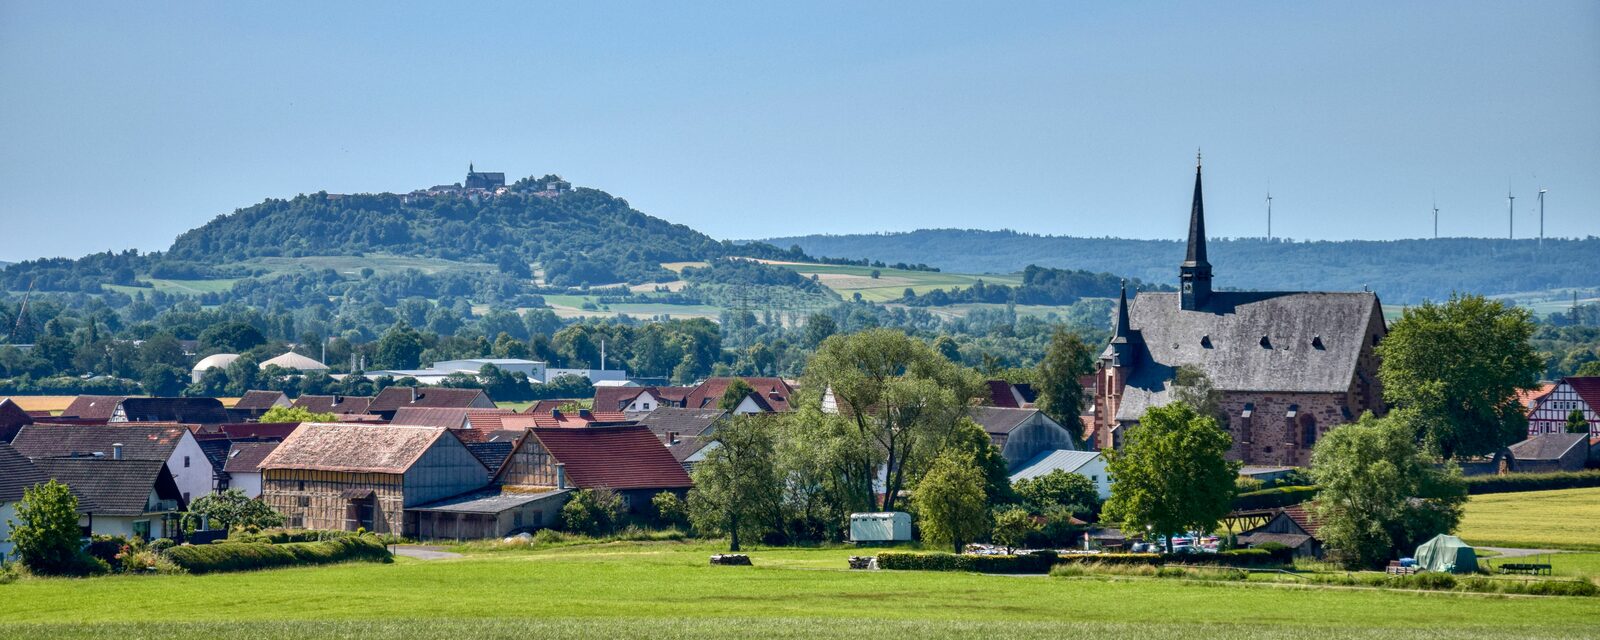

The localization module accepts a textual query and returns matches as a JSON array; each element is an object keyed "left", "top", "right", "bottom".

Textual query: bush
[
  {"left": 1055, "top": 553, "right": 1164, "bottom": 566},
  {"left": 561, "top": 488, "right": 624, "bottom": 537},
  {"left": 85, "top": 535, "right": 129, "bottom": 567},
  {"left": 875, "top": 551, "right": 1059, "bottom": 574},
  {"left": 1232, "top": 485, "right": 1320, "bottom": 510},
  {"left": 1465, "top": 470, "right": 1600, "bottom": 495},
  {"left": 148, "top": 538, "right": 176, "bottom": 552},
  {"left": 165, "top": 536, "right": 391, "bottom": 574},
  {"left": 228, "top": 529, "right": 359, "bottom": 544},
  {"left": 532, "top": 529, "right": 566, "bottom": 545}
]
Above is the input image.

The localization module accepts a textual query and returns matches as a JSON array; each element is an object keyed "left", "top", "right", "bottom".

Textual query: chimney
[
  {"left": 578, "top": 409, "right": 593, "bottom": 420},
  {"left": 667, "top": 431, "right": 680, "bottom": 445},
  {"left": 112, "top": 443, "right": 124, "bottom": 460},
  {"left": 551, "top": 409, "right": 563, "bottom": 420},
  {"left": 409, "top": 387, "right": 418, "bottom": 402},
  {"left": 555, "top": 463, "right": 568, "bottom": 489}
]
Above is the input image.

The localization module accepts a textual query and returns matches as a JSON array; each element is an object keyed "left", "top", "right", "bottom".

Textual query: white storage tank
[{"left": 849, "top": 512, "right": 912, "bottom": 543}]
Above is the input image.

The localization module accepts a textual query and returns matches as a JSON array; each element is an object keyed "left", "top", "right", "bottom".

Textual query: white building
[
  {"left": 1008, "top": 450, "right": 1113, "bottom": 500},
  {"left": 434, "top": 358, "right": 546, "bottom": 380},
  {"left": 191, "top": 353, "right": 240, "bottom": 383},
  {"left": 9, "top": 425, "right": 215, "bottom": 505},
  {"left": 1528, "top": 377, "right": 1600, "bottom": 437}
]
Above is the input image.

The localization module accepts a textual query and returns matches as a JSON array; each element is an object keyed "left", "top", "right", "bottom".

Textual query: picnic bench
[
  {"left": 1385, "top": 561, "right": 1417, "bottom": 576},
  {"left": 1495, "top": 562, "right": 1552, "bottom": 576}
]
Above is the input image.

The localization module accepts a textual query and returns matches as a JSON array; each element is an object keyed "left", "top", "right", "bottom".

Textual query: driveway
[{"left": 393, "top": 545, "right": 464, "bottom": 560}]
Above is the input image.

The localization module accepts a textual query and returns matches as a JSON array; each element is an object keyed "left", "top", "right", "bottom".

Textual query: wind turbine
[
  {"left": 1538, "top": 188, "right": 1548, "bottom": 247},
  {"left": 1507, "top": 187, "right": 1516, "bottom": 240},
  {"left": 1265, "top": 190, "right": 1273, "bottom": 240},
  {"left": 1432, "top": 195, "right": 1439, "bottom": 240}
]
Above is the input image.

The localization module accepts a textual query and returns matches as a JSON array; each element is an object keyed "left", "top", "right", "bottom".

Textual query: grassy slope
[
  {"left": 1459, "top": 487, "right": 1600, "bottom": 551},
  {"left": 3, "top": 542, "right": 1596, "bottom": 640},
  {"left": 767, "top": 262, "right": 1022, "bottom": 303}
]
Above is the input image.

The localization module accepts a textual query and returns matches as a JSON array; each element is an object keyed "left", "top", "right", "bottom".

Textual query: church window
[{"left": 1299, "top": 414, "right": 1318, "bottom": 448}]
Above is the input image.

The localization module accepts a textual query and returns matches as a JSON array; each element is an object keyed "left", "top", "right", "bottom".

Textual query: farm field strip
[{"left": 1458, "top": 487, "right": 1600, "bottom": 551}]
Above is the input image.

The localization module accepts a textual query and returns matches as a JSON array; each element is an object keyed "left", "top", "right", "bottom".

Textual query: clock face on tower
[{"left": 1183, "top": 282, "right": 1193, "bottom": 293}]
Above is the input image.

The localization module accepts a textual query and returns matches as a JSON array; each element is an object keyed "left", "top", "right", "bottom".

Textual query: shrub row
[
  {"left": 1465, "top": 470, "right": 1600, "bottom": 495},
  {"left": 1232, "top": 485, "right": 1319, "bottom": 510},
  {"left": 1051, "top": 563, "right": 1249, "bottom": 581},
  {"left": 875, "top": 551, "right": 1059, "bottom": 574},
  {"left": 166, "top": 537, "right": 391, "bottom": 574},
  {"left": 1053, "top": 550, "right": 1291, "bottom": 569},
  {"left": 227, "top": 529, "right": 361, "bottom": 544},
  {"left": 1301, "top": 571, "right": 1598, "bottom": 597},
  {"left": 1055, "top": 553, "right": 1164, "bottom": 566}
]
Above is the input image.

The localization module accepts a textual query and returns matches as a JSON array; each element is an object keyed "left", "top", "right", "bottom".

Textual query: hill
[{"left": 763, "top": 229, "right": 1600, "bottom": 304}]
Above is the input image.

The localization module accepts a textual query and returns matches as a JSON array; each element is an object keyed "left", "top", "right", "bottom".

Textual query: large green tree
[
  {"left": 912, "top": 450, "right": 990, "bottom": 553},
  {"left": 1102, "top": 402, "right": 1239, "bottom": 551},
  {"left": 802, "top": 328, "right": 984, "bottom": 511},
  {"left": 374, "top": 323, "right": 426, "bottom": 370},
  {"left": 10, "top": 480, "right": 91, "bottom": 575},
  {"left": 183, "top": 489, "right": 286, "bottom": 531},
  {"left": 1013, "top": 469, "right": 1100, "bottom": 518},
  {"left": 1378, "top": 294, "right": 1542, "bottom": 459},
  {"left": 1310, "top": 411, "right": 1468, "bottom": 569},
  {"left": 718, "top": 378, "right": 757, "bottom": 411},
  {"left": 688, "top": 415, "right": 783, "bottom": 551},
  {"left": 1034, "top": 327, "right": 1094, "bottom": 436}
]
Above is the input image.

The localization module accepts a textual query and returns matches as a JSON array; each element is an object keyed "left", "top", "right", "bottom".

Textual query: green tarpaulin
[{"left": 1415, "top": 534, "right": 1477, "bottom": 574}]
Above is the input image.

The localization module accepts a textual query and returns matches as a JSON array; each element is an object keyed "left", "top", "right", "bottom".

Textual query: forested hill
[
  {"left": 763, "top": 230, "right": 1600, "bottom": 304},
  {"left": 165, "top": 178, "right": 794, "bottom": 286}
]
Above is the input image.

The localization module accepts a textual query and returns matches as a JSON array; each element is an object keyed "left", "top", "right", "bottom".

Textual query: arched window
[{"left": 1299, "top": 414, "right": 1318, "bottom": 447}]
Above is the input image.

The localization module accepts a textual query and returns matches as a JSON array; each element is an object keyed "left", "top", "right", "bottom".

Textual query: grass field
[
  {"left": 541, "top": 294, "right": 724, "bottom": 320},
  {"left": 1458, "top": 487, "right": 1600, "bottom": 551},
  {"left": 2, "top": 541, "right": 1596, "bottom": 639},
  {"left": 766, "top": 262, "right": 1023, "bottom": 303}
]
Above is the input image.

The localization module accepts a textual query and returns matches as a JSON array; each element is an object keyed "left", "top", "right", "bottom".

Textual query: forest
[{"left": 766, "top": 229, "right": 1600, "bottom": 304}]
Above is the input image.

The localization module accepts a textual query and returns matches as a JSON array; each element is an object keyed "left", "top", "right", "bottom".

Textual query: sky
[{"left": 2, "top": 1, "right": 1597, "bottom": 261}]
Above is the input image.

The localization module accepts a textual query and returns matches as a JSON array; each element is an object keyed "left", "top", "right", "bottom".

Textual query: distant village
[{"left": 2, "top": 162, "right": 1596, "bottom": 576}]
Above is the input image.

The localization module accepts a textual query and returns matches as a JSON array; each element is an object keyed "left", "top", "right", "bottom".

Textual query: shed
[
  {"left": 1414, "top": 534, "right": 1478, "bottom": 574},
  {"left": 849, "top": 512, "right": 912, "bottom": 543}
]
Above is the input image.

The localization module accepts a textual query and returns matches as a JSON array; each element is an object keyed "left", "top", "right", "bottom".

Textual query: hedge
[
  {"left": 1053, "top": 550, "right": 1291, "bottom": 569},
  {"left": 1232, "top": 485, "right": 1319, "bottom": 510},
  {"left": 875, "top": 551, "right": 1059, "bottom": 574},
  {"left": 227, "top": 529, "right": 361, "bottom": 544},
  {"left": 166, "top": 536, "right": 391, "bottom": 574},
  {"left": 1055, "top": 553, "right": 1163, "bottom": 566},
  {"left": 1465, "top": 470, "right": 1600, "bottom": 495}
]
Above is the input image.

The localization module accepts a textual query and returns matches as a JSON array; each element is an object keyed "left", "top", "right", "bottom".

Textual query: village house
[
  {"left": 60, "top": 395, "right": 129, "bottom": 421},
  {"left": 2, "top": 442, "right": 94, "bottom": 559},
  {"left": 367, "top": 387, "right": 496, "bottom": 420},
  {"left": 0, "top": 398, "right": 35, "bottom": 443},
  {"left": 494, "top": 425, "right": 693, "bottom": 513},
  {"left": 10, "top": 424, "right": 214, "bottom": 503},
  {"left": 1526, "top": 376, "right": 1599, "bottom": 437},
  {"left": 259, "top": 423, "right": 490, "bottom": 534},
  {"left": 1008, "top": 450, "right": 1112, "bottom": 500},
  {"left": 680, "top": 377, "right": 796, "bottom": 413},
  {"left": 222, "top": 441, "right": 280, "bottom": 498},
  {"left": 1093, "top": 159, "right": 1387, "bottom": 466},
  {"left": 33, "top": 456, "right": 184, "bottom": 541},
  {"left": 627, "top": 407, "right": 727, "bottom": 473},
  {"left": 967, "top": 406, "right": 1080, "bottom": 471},
  {"left": 291, "top": 394, "right": 374, "bottom": 415}
]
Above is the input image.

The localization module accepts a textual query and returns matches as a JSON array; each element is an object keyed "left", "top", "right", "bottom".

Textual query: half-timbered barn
[{"left": 259, "top": 423, "right": 489, "bottom": 534}]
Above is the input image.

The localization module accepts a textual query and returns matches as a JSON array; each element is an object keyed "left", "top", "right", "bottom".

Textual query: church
[{"left": 1091, "top": 157, "right": 1388, "bottom": 467}]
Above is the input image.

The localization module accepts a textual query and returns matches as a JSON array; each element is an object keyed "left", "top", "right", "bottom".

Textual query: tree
[
  {"left": 183, "top": 489, "right": 285, "bottom": 531},
  {"left": 912, "top": 450, "right": 990, "bottom": 553},
  {"left": 946, "top": 418, "right": 1014, "bottom": 506},
  {"left": 802, "top": 313, "right": 836, "bottom": 348},
  {"left": 1102, "top": 403, "right": 1239, "bottom": 551},
  {"left": 259, "top": 406, "right": 339, "bottom": 423},
  {"left": 1034, "top": 328, "right": 1094, "bottom": 436},
  {"left": 803, "top": 329, "right": 984, "bottom": 512},
  {"left": 1013, "top": 469, "right": 1100, "bottom": 517},
  {"left": 990, "top": 507, "right": 1038, "bottom": 554},
  {"left": 1311, "top": 411, "right": 1467, "bottom": 569},
  {"left": 1378, "top": 294, "right": 1542, "bottom": 459},
  {"left": 374, "top": 323, "right": 426, "bottom": 370},
  {"left": 10, "top": 480, "right": 96, "bottom": 575},
  {"left": 1566, "top": 409, "right": 1591, "bottom": 434},
  {"left": 1170, "top": 365, "right": 1224, "bottom": 424},
  {"left": 560, "top": 488, "right": 625, "bottom": 537},
  {"left": 688, "top": 416, "right": 782, "bottom": 551},
  {"left": 718, "top": 378, "right": 756, "bottom": 411},
  {"left": 139, "top": 364, "right": 187, "bottom": 396},
  {"left": 198, "top": 322, "right": 266, "bottom": 353},
  {"left": 652, "top": 491, "right": 688, "bottom": 529},
  {"left": 1576, "top": 361, "right": 1600, "bottom": 377}
]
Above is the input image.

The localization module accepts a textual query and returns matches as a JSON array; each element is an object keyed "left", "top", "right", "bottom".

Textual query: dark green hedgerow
[
  {"left": 1465, "top": 471, "right": 1600, "bottom": 495},
  {"left": 875, "top": 551, "right": 1059, "bottom": 574},
  {"left": 165, "top": 537, "right": 391, "bottom": 574}
]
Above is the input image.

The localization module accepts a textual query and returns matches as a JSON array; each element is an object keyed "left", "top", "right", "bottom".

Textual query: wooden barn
[
  {"left": 494, "top": 425, "right": 693, "bottom": 512},
  {"left": 259, "top": 423, "right": 489, "bottom": 534}
]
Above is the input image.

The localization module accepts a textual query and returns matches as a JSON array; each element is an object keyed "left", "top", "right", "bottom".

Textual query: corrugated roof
[
  {"left": 1115, "top": 291, "right": 1382, "bottom": 421},
  {"left": 259, "top": 423, "right": 449, "bottom": 474},
  {"left": 10, "top": 424, "right": 187, "bottom": 461},
  {"left": 1008, "top": 449, "right": 1100, "bottom": 481},
  {"left": 409, "top": 487, "right": 568, "bottom": 514},
  {"left": 525, "top": 425, "right": 692, "bottom": 490}
]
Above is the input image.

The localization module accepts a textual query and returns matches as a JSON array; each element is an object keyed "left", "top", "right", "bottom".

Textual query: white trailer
[{"left": 849, "top": 512, "right": 912, "bottom": 543}]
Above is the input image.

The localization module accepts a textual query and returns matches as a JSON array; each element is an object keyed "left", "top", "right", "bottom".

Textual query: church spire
[
  {"left": 1113, "top": 279, "right": 1132, "bottom": 341},
  {"left": 1180, "top": 151, "right": 1214, "bottom": 310}
]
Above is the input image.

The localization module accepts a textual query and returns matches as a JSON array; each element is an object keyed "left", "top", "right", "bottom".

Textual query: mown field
[
  {"left": 1458, "top": 487, "right": 1600, "bottom": 551},
  {"left": 3, "top": 541, "right": 1597, "bottom": 640},
  {"left": 765, "top": 262, "right": 1023, "bottom": 303}
]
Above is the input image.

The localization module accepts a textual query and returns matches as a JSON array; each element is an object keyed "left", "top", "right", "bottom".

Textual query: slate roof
[
  {"left": 292, "top": 395, "right": 374, "bottom": 414},
  {"left": 1114, "top": 291, "right": 1383, "bottom": 421},
  {"left": 1508, "top": 433, "right": 1589, "bottom": 461},
  {"left": 409, "top": 487, "right": 567, "bottom": 514},
  {"left": 33, "top": 458, "right": 179, "bottom": 516},
  {"left": 233, "top": 390, "right": 288, "bottom": 411},
  {"left": 62, "top": 395, "right": 129, "bottom": 421},
  {"left": 369, "top": 387, "right": 491, "bottom": 413},
  {"left": 522, "top": 425, "right": 693, "bottom": 490},
  {"left": 223, "top": 441, "right": 279, "bottom": 473},
  {"left": 117, "top": 397, "right": 231, "bottom": 424},
  {"left": 10, "top": 424, "right": 187, "bottom": 461},
  {"left": 1008, "top": 449, "right": 1101, "bottom": 481},
  {"left": 260, "top": 423, "right": 452, "bottom": 474},
  {"left": 0, "top": 442, "right": 50, "bottom": 503},
  {"left": 627, "top": 407, "right": 725, "bottom": 443},
  {"left": 967, "top": 406, "right": 1042, "bottom": 435},
  {"left": 0, "top": 398, "right": 35, "bottom": 442},
  {"left": 463, "top": 441, "right": 515, "bottom": 470},
  {"left": 682, "top": 377, "right": 794, "bottom": 412}
]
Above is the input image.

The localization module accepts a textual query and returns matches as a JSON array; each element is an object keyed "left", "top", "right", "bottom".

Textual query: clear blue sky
[{"left": 2, "top": 1, "right": 1597, "bottom": 261}]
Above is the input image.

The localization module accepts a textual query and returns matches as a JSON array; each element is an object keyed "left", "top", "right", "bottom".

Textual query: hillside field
[
  {"left": 2, "top": 541, "right": 1596, "bottom": 640},
  {"left": 1458, "top": 487, "right": 1600, "bottom": 551},
  {"left": 764, "top": 262, "right": 1022, "bottom": 303}
]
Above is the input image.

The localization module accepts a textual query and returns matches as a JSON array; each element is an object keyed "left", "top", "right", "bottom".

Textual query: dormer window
[
  {"left": 1259, "top": 335, "right": 1271, "bottom": 348},
  {"left": 1312, "top": 336, "right": 1325, "bottom": 350},
  {"left": 1201, "top": 335, "right": 1212, "bottom": 348}
]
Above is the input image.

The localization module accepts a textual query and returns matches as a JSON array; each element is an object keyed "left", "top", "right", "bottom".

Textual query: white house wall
[{"left": 168, "top": 432, "right": 215, "bottom": 503}]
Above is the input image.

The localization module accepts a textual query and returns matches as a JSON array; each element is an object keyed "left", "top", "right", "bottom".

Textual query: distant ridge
[{"left": 761, "top": 229, "right": 1600, "bottom": 304}]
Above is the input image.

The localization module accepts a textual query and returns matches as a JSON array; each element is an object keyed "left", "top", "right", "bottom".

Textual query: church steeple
[
  {"left": 1180, "top": 151, "right": 1213, "bottom": 310},
  {"left": 1106, "top": 279, "right": 1140, "bottom": 367},
  {"left": 1112, "top": 280, "right": 1133, "bottom": 342}
]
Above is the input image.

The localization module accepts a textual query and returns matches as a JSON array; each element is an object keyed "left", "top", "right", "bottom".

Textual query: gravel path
[{"left": 393, "top": 545, "right": 464, "bottom": 560}]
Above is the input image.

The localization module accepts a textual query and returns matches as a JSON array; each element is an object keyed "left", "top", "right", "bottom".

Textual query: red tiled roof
[
  {"left": 529, "top": 409, "right": 631, "bottom": 428},
  {"left": 1516, "top": 383, "right": 1558, "bottom": 409},
  {"left": 682, "top": 377, "right": 794, "bottom": 412},
  {"left": 652, "top": 387, "right": 693, "bottom": 403},
  {"left": 0, "top": 398, "right": 35, "bottom": 442},
  {"left": 528, "top": 425, "right": 692, "bottom": 490},
  {"left": 522, "top": 399, "right": 584, "bottom": 415},
  {"left": 1566, "top": 377, "right": 1600, "bottom": 411},
  {"left": 1282, "top": 504, "right": 1321, "bottom": 538},
  {"left": 260, "top": 423, "right": 457, "bottom": 474},
  {"left": 986, "top": 380, "right": 1022, "bottom": 408},
  {"left": 593, "top": 387, "right": 648, "bottom": 412},
  {"left": 62, "top": 395, "right": 129, "bottom": 421},
  {"left": 391, "top": 407, "right": 474, "bottom": 430}
]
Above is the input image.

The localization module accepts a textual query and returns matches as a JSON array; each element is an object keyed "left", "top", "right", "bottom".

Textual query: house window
[
  {"left": 289, "top": 515, "right": 304, "bottom": 528},
  {"left": 184, "top": 456, "right": 191, "bottom": 468},
  {"left": 298, "top": 496, "right": 311, "bottom": 507},
  {"left": 132, "top": 520, "right": 151, "bottom": 541},
  {"left": 297, "top": 481, "right": 306, "bottom": 491}
]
